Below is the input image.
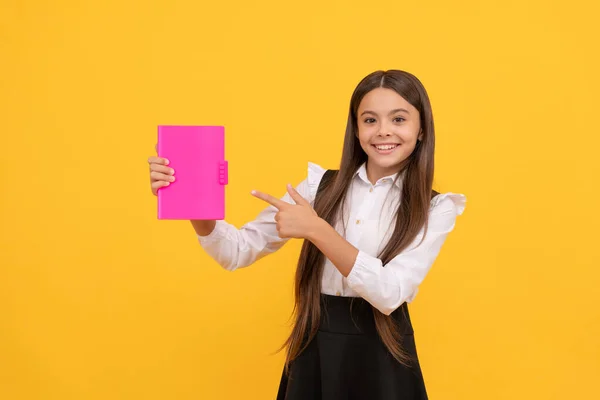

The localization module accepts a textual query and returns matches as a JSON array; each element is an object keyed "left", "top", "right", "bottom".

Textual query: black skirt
[{"left": 276, "top": 294, "right": 428, "bottom": 400}]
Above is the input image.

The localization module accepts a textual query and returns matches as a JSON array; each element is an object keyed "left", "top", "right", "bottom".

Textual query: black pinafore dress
[{"left": 276, "top": 170, "right": 429, "bottom": 400}]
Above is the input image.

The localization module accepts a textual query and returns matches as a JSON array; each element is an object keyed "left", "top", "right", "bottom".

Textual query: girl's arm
[
  {"left": 309, "top": 193, "right": 466, "bottom": 315},
  {"left": 194, "top": 198, "right": 292, "bottom": 271},
  {"left": 196, "top": 163, "right": 327, "bottom": 271},
  {"left": 307, "top": 219, "right": 358, "bottom": 277},
  {"left": 250, "top": 172, "right": 466, "bottom": 316}
]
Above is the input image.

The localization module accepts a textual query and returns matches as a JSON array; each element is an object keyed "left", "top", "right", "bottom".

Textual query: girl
[{"left": 147, "top": 70, "right": 466, "bottom": 399}]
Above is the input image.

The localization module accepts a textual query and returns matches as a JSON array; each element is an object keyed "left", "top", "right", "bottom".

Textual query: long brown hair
[{"left": 282, "top": 70, "right": 436, "bottom": 369}]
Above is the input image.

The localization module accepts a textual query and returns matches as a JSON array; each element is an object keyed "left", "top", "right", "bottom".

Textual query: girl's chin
[
  {"left": 368, "top": 152, "right": 409, "bottom": 168},
  {"left": 369, "top": 152, "right": 404, "bottom": 165}
]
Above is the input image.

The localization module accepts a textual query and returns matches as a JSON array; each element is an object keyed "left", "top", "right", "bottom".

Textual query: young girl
[{"left": 147, "top": 70, "right": 466, "bottom": 400}]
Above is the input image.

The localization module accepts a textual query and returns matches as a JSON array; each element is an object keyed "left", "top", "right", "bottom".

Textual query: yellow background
[{"left": 1, "top": 0, "right": 599, "bottom": 399}]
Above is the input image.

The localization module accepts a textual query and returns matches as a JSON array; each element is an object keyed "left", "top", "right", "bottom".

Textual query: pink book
[{"left": 157, "top": 125, "right": 228, "bottom": 220}]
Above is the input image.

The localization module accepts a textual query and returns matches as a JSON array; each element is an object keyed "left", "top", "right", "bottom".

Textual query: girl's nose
[{"left": 378, "top": 122, "right": 393, "bottom": 136}]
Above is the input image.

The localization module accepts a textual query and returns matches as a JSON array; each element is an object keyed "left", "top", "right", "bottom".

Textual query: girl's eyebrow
[{"left": 360, "top": 108, "right": 410, "bottom": 116}]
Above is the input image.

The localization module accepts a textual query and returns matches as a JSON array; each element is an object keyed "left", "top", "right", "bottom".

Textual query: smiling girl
[{"left": 148, "top": 70, "right": 466, "bottom": 399}]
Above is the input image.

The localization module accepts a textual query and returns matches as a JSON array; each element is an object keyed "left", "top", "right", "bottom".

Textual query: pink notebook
[{"left": 157, "top": 125, "right": 228, "bottom": 220}]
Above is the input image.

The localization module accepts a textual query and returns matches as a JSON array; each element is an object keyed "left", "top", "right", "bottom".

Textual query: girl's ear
[{"left": 418, "top": 129, "right": 423, "bottom": 142}]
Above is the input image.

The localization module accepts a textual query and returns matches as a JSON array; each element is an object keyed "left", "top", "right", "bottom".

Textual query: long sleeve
[
  {"left": 196, "top": 162, "right": 327, "bottom": 271},
  {"left": 345, "top": 193, "right": 467, "bottom": 315}
]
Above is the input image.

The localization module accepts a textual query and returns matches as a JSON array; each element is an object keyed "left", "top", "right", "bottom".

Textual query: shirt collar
[{"left": 355, "top": 162, "right": 404, "bottom": 188}]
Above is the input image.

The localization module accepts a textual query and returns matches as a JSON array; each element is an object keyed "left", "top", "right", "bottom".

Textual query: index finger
[{"left": 251, "top": 190, "right": 288, "bottom": 210}]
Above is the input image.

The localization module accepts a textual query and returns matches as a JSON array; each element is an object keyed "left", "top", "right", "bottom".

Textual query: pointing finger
[{"left": 251, "top": 190, "right": 288, "bottom": 210}]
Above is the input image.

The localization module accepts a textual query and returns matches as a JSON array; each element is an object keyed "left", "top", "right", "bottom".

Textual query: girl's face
[{"left": 356, "top": 87, "right": 422, "bottom": 181}]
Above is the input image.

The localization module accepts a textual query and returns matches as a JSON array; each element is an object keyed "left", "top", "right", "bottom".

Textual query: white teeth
[{"left": 375, "top": 144, "right": 398, "bottom": 150}]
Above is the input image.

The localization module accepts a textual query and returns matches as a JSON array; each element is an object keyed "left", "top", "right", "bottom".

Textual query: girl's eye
[
  {"left": 364, "top": 118, "right": 376, "bottom": 124},
  {"left": 394, "top": 117, "right": 405, "bottom": 123}
]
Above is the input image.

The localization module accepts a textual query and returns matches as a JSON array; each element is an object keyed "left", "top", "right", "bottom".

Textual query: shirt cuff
[{"left": 197, "top": 220, "right": 228, "bottom": 245}]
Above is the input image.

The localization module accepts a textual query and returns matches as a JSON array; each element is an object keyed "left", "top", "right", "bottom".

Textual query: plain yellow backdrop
[{"left": 1, "top": 0, "right": 599, "bottom": 399}]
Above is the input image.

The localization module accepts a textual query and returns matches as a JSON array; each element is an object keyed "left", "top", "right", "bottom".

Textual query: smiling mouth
[{"left": 372, "top": 144, "right": 400, "bottom": 153}]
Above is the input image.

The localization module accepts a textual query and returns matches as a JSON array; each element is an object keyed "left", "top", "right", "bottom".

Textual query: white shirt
[{"left": 197, "top": 162, "right": 466, "bottom": 315}]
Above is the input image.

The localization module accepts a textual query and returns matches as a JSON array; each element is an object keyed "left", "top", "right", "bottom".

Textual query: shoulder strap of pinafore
[{"left": 316, "top": 169, "right": 337, "bottom": 197}]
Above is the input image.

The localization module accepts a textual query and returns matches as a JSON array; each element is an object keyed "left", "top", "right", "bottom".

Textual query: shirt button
[
  {"left": 356, "top": 219, "right": 360, "bottom": 224},
  {"left": 336, "top": 291, "right": 341, "bottom": 296},
  {"left": 369, "top": 187, "right": 373, "bottom": 193}
]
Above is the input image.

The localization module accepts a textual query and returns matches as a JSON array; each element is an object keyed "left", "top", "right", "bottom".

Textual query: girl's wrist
[{"left": 306, "top": 217, "right": 329, "bottom": 242}]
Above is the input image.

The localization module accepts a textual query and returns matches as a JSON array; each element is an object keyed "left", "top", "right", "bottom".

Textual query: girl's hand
[
  {"left": 148, "top": 144, "right": 175, "bottom": 196},
  {"left": 251, "top": 184, "right": 321, "bottom": 239}
]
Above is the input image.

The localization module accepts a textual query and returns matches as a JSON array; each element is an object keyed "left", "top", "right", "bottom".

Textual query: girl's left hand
[{"left": 251, "top": 184, "right": 321, "bottom": 239}]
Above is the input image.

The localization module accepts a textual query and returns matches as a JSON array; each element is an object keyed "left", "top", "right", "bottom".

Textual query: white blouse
[{"left": 197, "top": 162, "right": 466, "bottom": 315}]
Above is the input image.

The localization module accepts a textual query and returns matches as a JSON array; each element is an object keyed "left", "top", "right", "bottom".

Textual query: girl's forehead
[{"left": 359, "top": 88, "right": 414, "bottom": 112}]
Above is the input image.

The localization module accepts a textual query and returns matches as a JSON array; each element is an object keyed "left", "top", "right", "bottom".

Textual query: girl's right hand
[{"left": 148, "top": 146, "right": 175, "bottom": 196}]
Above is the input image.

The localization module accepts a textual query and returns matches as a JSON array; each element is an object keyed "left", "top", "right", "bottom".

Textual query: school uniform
[{"left": 197, "top": 162, "right": 466, "bottom": 400}]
